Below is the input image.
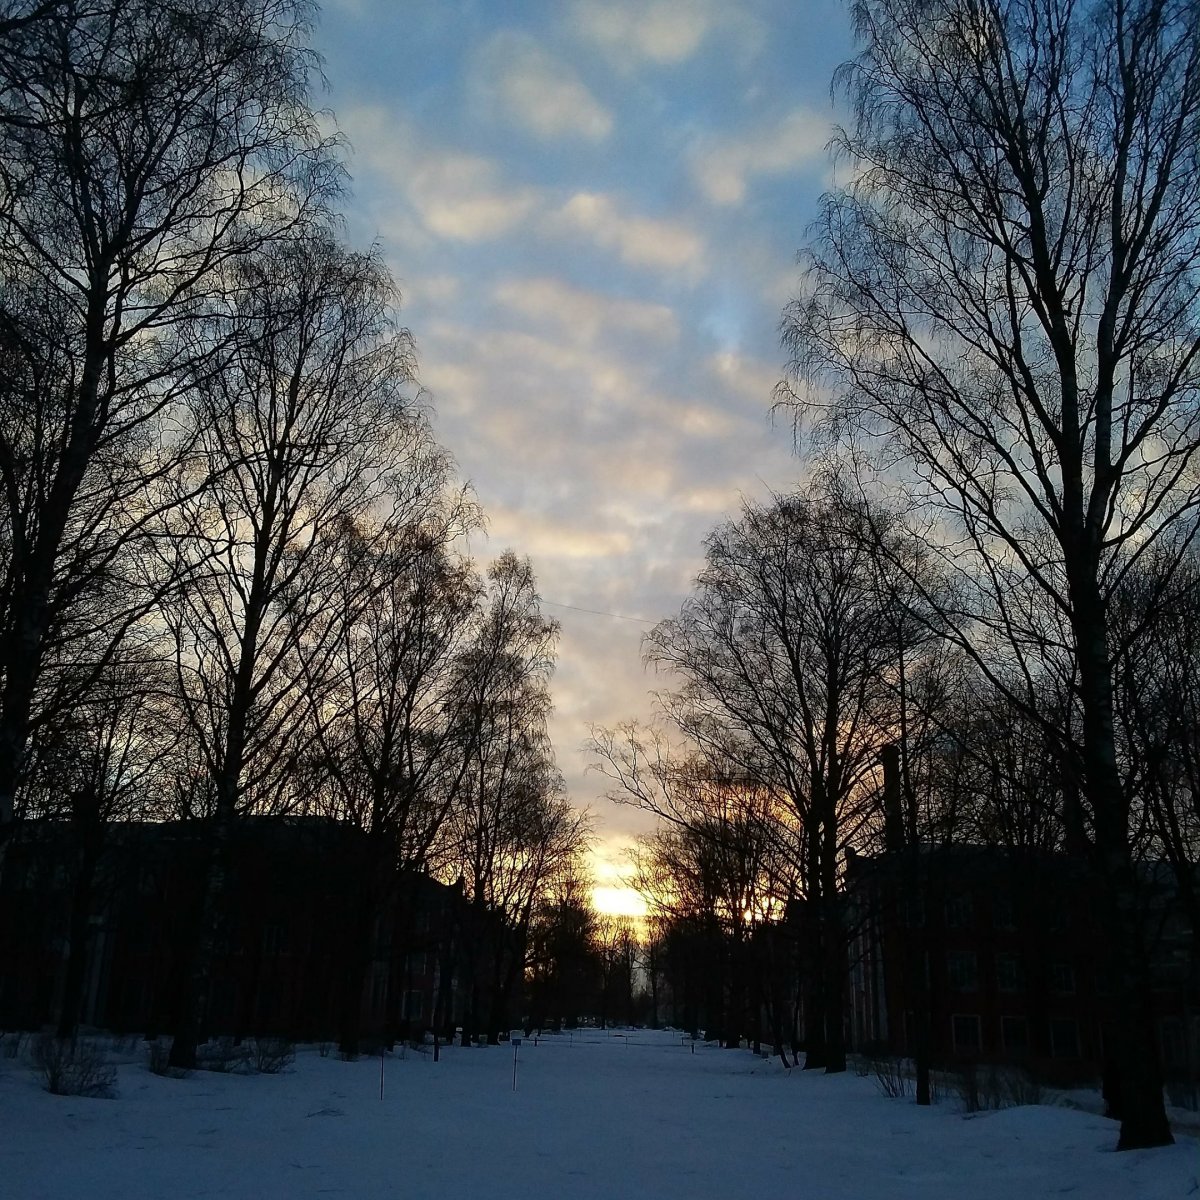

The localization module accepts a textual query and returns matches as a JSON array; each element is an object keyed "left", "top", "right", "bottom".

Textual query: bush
[
  {"left": 252, "top": 1038, "right": 295, "bottom": 1074},
  {"left": 952, "top": 1060, "right": 984, "bottom": 1112},
  {"left": 997, "top": 1064, "right": 1043, "bottom": 1107},
  {"left": 31, "top": 1034, "right": 117, "bottom": 1098},
  {"left": 196, "top": 1038, "right": 253, "bottom": 1074},
  {"left": 1, "top": 1032, "right": 25, "bottom": 1059},
  {"left": 950, "top": 1061, "right": 1043, "bottom": 1113},
  {"left": 867, "top": 1053, "right": 910, "bottom": 1099}
]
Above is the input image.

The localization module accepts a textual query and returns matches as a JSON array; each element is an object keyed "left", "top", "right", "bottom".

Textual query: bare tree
[
  {"left": 782, "top": 0, "right": 1198, "bottom": 1148},
  {"left": 620, "top": 769, "right": 794, "bottom": 1051},
  {"left": 525, "top": 865, "right": 597, "bottom": 1031},
  {"left": 0, "top": 0, "right": 337, "bottom": 855},
  {"left": 17, "top": 652, "right": 179, "bottom": 1038},
  {"left": 162, "top": 231, "right": 427, "bottom": 1067},
  {"left": 308, "top": 515, "right": 482, "bottom": 1057},
  {"left": 449, "top": 552, "right": 579, "bottom": 1045},
  {"left": 601, "top": 487, "right": 899, "bottom": 1070}
]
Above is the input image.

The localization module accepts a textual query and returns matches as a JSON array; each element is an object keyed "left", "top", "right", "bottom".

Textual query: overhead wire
[{"left": 540, "top": 599, "right": 656, "bottom": 625}]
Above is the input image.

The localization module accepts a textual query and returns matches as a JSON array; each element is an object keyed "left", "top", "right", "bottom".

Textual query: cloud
[
  {"left": 487, "top": 505, "right": 634, "bottom": 562},
  {"left": 339, "top": 106, "right": 538, "bottom": 243},
  {"left": 410, "top": 152, "right": 539, "bottom": 241},
  {"left": 569, "top": 0, "right": 715, "bottom": 66},
  {"left": 401, "top": 274, "right": 461, "bottom": 310},
  {"left": 550, "top": 192, "right": 706, "bottom": 277},
  {"left": 691, "top": 109, "right": 832, "bottom": 206},
  {"left": 493, "top": 277, "right": 678, "bottom": 347},
  {"left": 474, "top": 31, "right": 612, "bottom": 141}
]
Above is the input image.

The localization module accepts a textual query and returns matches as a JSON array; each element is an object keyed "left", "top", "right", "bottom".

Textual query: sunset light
[
  {"left": 2, "top": 0, "right": 1189, "bottom": 1175},
  {"left": 590, "top": 885, "right": 649, "bottom": 920}
]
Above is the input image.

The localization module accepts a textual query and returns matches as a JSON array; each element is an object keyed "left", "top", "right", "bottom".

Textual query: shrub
[
  {"left": 252, "top": 1038, "right": 295, "bottom": 1074},
  {"left": 952, "top": 1060, "right": 984, "bottom": 1112},
  {"left": 1, "top": 1032, "right": 25, "bottom": 1059},
  {"left": 196, "top": 1038, "right": 253, "bottom": 1074},
  {"left": 950, "top": 1061, "right": 1043, "bottom": 1112},
  {"left": 997, "top": 1064, "right": 1043, "bottom": 1107},
  {"left": 31, "top": 1034, "right": 117, "bottom": 1098},
  {"left": 868, "top": 1053, "right": 910, "bottom": 1099}
]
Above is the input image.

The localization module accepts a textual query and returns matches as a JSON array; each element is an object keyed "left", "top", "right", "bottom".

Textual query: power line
[{"left": 541, "top": 598, "right": 656, "bottom": 625}]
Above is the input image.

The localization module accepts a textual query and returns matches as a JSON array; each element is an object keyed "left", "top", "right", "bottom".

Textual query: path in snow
[{"left": 1, "top": 1029, "right": 1195, "bottom": 1199}]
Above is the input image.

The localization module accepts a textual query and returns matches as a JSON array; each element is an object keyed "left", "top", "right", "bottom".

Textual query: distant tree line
[{"left": 0, "top": 0, "right": 588, "bottom": 1066}]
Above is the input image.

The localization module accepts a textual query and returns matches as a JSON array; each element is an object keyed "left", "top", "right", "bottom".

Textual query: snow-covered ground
[{"left": 1, "top": 1029, "right": 1195, "bottom": 1199}]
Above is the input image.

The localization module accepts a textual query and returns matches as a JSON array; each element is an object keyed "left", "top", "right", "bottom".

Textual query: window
[
  {"left": 1050, "top": 1019, "right": 1080, "bottom": 1059},
  {"left": 947, "top": 951, "right": 978, "bottom": 992},
  {"left": 995, "top": 954, "right": 1024, "bottom": 993},
  {"left": 946, "top": 894, "right": 973, "bottom": 929},
  {"left": 992, "top": 896, "right": 1015, "bottom": 932},
  {"left": 1001, "top": 1016, "right": 1029, "bottom": 1054},
  {"left": 405, "top": 989, "right": 425, "bottom": 1021},
  {"left": 1094, "top": 964, "right": 1115, "bottom": 996},
  {"left": 903, "top": 897, "right": 925, "bottom": 928},
  {"left": 1050, "top": 962, "right": 1075, "bottom": 995},
  {"left": 952, "top": 1014, "right": 982, "bottom": 1054}
]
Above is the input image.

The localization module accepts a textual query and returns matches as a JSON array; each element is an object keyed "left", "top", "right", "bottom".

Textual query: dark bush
[
  {"left": 252, "top": 1038, "right": 295, "bottom": 1074},
  {"left": 31, "top": 1034, "right": 117, "bottom": 1098},
  {"left": 867, "top": 1053, "right": 909, "bottom": 1099},
  {"left": 196, "top": 1038, "right": 253, "bottom": 1074}
]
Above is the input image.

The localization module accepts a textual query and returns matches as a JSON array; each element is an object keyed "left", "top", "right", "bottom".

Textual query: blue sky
[{"left": 317, "top": 0, "right": 856, "bottom": 907}]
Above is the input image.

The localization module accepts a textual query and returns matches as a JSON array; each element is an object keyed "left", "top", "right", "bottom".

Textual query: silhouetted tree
[
  {"left": 0, "top": 0, "right": 337, "bottom": 860},
  {"left": 163, "top": 232, "right": 425, "bottom": 1068},
  {"left": 782, "top": 0, "right": 1198, "bottom": 1147}
]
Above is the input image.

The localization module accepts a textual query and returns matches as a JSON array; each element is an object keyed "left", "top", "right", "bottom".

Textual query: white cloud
[
  {"left": 550, "top": 192, "right": 706, "bottom": 277},
  {"left": 692, "top": 109, "right": 832, "bottom": 206},
  {"left": 410, "top": 152, "right": 539, "bottom": 241},
  {"left": 707, "top": 350, "right": 782, "bottom": 408},
  {"left": 339, "top": 106, "right": 538, "bottom": 243},
  {"left": 402, "top": 274, "right": 461, "bottom": 310},
  {"left": 493, "top": 277, "right": 678, "bottom": 346},
  {"left": 487, "top": 505, "right": 633, "bottom": 561},
  {"left": 569, "top": 0, "right": 715, "bottom": 66},
  {"left": 475, "top": 31, "right": 613, "bottom": 141}
]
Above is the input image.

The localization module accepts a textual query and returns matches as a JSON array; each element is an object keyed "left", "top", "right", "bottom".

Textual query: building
[
  {"left": 0, "top": 817, "right": 477, "bottom": 1045},
  {"left": 845, "top": 845, "right": 1199, "bottom": 1093}
]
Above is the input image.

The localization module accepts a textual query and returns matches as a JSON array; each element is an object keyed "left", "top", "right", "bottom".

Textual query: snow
[{"left": 1, "top": 1030, "right": 1195, "bottom": 1199}]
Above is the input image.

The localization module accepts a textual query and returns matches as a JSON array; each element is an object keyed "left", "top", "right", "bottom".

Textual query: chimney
[{"left": 880, "top": 742, "right": 905, "bottom": 853}]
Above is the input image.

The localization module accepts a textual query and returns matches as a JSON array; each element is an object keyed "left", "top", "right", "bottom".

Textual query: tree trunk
[
  {"left": 168, "top": 829, "right": 225, "bottom": 1070},
  {"left": 1073, "top": 572, "right": 1172, "bottom": 1149},
  {"left": 56, "top": 848, "right": 98, "bottom": 1039}
]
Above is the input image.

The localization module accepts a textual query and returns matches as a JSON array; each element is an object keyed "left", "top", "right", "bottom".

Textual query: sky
[{"left": 316, "top": 0, "right": 857, "bottom": 913}]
